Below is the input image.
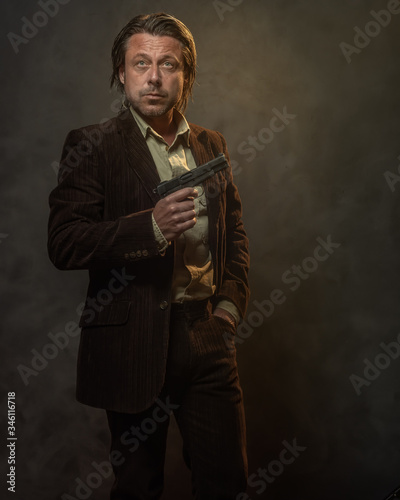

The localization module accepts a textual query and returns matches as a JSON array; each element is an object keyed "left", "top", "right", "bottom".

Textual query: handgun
[{"left": 153, "top": 153, "right": 228, "bottom": 198}]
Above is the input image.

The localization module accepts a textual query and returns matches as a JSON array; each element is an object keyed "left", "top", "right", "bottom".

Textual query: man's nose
[{"left": 148, "top": 65, "right": 161, "bottom": 86}]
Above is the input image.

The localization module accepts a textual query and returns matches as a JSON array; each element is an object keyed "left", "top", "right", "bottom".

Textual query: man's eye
[{"left": 164, "top": 61, "right": 173, "bottom": 68}]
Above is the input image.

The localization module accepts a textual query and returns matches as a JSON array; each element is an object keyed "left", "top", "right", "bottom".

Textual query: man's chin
[
  {"left": 141, "top": 108, "right": 170, "bottom": 118},
  {"left": 130, "top": 101, "right": 174, "bottom": 119}
]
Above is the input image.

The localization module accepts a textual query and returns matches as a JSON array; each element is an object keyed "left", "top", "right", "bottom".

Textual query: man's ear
[{"left": 118, "top": 66, "right": 125, "bottom": 85}]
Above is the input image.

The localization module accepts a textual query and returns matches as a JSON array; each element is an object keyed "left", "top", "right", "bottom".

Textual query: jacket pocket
[{"left": 79, "top": 300, "right": 131, "bottom": 328}]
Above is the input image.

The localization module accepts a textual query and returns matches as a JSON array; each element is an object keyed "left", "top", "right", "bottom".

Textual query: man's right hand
[{"left": 153, "top": 187, "right": 198, "bottom": 241}]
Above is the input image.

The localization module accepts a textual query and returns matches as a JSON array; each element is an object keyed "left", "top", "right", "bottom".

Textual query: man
[{"left": 48, "top": 12, "right": 250, "bottom": 500}]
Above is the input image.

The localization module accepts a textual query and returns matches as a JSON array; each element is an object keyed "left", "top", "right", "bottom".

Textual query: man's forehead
[{"left": 126, "top": 33, "right": 183, "bottom": 56}]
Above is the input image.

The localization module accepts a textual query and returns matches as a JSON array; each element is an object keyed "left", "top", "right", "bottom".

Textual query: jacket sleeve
[
  {"left": 214, "top": 132, "right": 250, "bottom": 320},
  {"left": 47, "top": 128, "right": 160, "bottom": 271}
]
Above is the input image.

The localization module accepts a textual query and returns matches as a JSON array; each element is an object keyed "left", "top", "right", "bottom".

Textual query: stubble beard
[{"left": 128, "top": 91, "right": 178, "bottom": 118}]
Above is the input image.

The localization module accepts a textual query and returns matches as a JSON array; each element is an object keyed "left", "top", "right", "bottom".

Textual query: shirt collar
[{"left": 129, "top": 105, "right": 190, "bottom": 147}]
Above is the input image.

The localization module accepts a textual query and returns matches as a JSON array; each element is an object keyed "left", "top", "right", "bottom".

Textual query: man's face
[{"left": 119, "top": 33, "right": 186, "bottom": 119}]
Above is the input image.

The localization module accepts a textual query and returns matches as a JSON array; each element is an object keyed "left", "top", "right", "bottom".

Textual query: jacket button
[
  {"left": 124, "top": 253, "right": 130, "bottom": 260},
  {"left": 160, "top": 300, "right": 169, "bottom": 310},
  {"left": 130, "top": 251, "right": 136, "bottom": 259},
  {"left": 136, "top": 250, "right": 142, "bottom": 258},
  {"left": 143, "top": 250, "right": 149, "bottom": 257}
]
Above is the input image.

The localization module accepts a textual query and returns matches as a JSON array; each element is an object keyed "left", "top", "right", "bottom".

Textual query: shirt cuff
[
  {"left": 215, "top": 300, "right": 241, "bottom": 325},
  {"left": 152, "top": 214, "right": 169, "bottom": 254}
]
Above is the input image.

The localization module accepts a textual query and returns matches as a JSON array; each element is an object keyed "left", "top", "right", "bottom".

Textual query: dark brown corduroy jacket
[{"left": 47, "top": 109, "right": 250, "bottom": 413}]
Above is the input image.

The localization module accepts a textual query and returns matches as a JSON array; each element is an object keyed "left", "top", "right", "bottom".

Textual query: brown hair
[{"left": 110, "top": 12, "right": 197, "bottom": 113}]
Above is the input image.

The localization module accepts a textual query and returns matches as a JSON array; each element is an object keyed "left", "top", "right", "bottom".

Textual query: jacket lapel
[
  {"left": 116, "top": 110, "right": 224, "bottom": 219},
  {"left": 189, "top": 126, "right": 222, "bottom": 282},
  {"left": 117, "top": 109, "right": 161, "bottom": 205},
  {"left": 189, "top": 127, "right": 223, "bottom": 201},
  {"left": 189, "top": 128, "right": 215, "bottom": 166}
]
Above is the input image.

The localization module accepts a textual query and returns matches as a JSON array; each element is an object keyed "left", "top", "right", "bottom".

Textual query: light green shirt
[{"left": 130, "top": 106, "right": 239, "bottom": 323}]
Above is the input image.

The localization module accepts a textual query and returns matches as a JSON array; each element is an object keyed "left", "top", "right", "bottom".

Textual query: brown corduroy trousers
[{"left": 106, "top": 300, "right": 248, "bottom": 499}]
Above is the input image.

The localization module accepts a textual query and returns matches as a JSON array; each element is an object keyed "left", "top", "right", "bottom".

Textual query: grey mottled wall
[{"left": 1, "top": 0, "right": 400, "bottom": 499}]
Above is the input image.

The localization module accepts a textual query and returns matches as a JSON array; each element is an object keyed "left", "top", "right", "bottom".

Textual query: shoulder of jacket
[
  {"left": 189, "top": 122, "right": 226, "bottom": 144},
  {"left": 69, "top": 109, "right": 131, "bottom": 135}
]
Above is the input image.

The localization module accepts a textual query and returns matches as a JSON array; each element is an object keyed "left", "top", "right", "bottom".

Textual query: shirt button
[{"left": 160, "top": 300, "right": 169, "bottom": 310}]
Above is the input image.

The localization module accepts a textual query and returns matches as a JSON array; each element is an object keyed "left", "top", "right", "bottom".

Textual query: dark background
[{"left": 1, "top": 0, "right": 400, "bottom": 499}]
